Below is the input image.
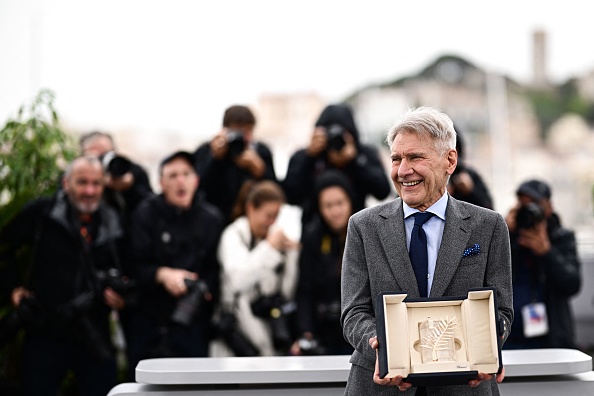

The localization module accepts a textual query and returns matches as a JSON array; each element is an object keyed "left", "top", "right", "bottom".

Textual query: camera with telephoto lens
[
  {"left": 170, "top": 279, "right": 210, "bottom": 327},
  {"left": 251, "top": 294, "right": 296, "bottom": 349},
  {"left": 213, "top": 311, "right": 260, "bottom": 356},
  {"left": 100, "top": 150, "right": 133, "bottom": 178},
  {"left": 0, "top": 296, "right": 43, "bottom": 347},
  {"left": 515, "top": 202, "right": 545, "bottom": 230},
  {"left": 226, "top": 130, "right": 246, "bottom": 159},
  {"left": 325, "top": 124, "right": 347, "bottom": 151}
]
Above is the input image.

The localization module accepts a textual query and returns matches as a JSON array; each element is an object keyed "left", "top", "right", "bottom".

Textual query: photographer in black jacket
[
  {"left": 283, "top": 104, "right": 391, "bottom": 225},
  {"left": 504, "top": 179, "right": 581, "bottom": 349},
  {"left": 79, "top": 131, "right": 154, "bottom": 226},
  {"left": 193, "top": 105, "right": 277, "bottom": 224},
  {"left": 0, "top": 156, "right": 127, "bottom": 396},
  {"left": 125, "top": 151, "right": 224, "bottom": 376}
]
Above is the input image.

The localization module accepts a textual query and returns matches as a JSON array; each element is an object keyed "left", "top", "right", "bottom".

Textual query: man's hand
[
  {"left": 11, "top": 286, "right": 32, "bottom": 307},
  {"left": 307, "top": 127, "right": 328, "bottom": 157},
  {"left": 210, "top": 131, "right": 229, "bottom": 160},
  {"left": 105, "top": 172, "right": 134, "bottom": 192},
  {"left": 518, "top": 221, "right": 551, "bottom": 256},
  {"left": 448, "top": 171, "right": 475, "bottom": 196},
  {"left": 234, "top": 148, "right": 265, "bottom": 178},
  {"left": 369, "top": 336, "right": 412, "bottom": 392},
  {"left": 155, "top": 267, "right": 198, "bottom": 297},
  {"left": 327, "top": 133, "right": 357, "bottom": 168},
  {"left": 469, "top": 367, "right": 505, "bottom": 387},
  {"left": 104, "top": 287, "right": 126, "bottom": 310}
]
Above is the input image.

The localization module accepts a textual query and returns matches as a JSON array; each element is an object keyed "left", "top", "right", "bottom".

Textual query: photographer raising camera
[
  {"left": 193, "top": 105, "right": 278, "bottom": 225},
  {"left": 504, "top": 179, "right": 581, "bottom": 350},
  {"left": 283, "top": 104, "right": 391, "bottom": 226},
  {"left": 210, "top": 180, "right": 300, "bottom": 357}
]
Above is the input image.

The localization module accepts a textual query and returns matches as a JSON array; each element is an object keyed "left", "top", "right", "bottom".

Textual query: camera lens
[
  {"left": 325, "top": 124, "right": 346, "bottom": 151},
  {"left": 226, "top": 131, "right": 246, "bottom": 158},
  {"left": 170, "top": 279, "right": 209, "bottom": 327},
  {"left": 101, "top": 151, "right": 132, "bottom": 177},
  {"left": 515, "top": 202, "right": 545, "bottom": 229}
]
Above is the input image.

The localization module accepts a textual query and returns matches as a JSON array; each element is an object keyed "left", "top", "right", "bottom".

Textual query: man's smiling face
[{"left": 390, "top": 130, "right": 457, "bottom": 211}]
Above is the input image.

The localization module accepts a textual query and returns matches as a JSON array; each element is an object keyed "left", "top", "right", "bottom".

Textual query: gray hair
[
  {"left": 386, "top": 106, "right": 457, "bottom": 155},
  {"left": 63, "top": 155, "right": 103, "bottom": 179}
]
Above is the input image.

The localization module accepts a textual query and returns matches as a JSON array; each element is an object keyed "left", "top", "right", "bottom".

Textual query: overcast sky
[{"left": 1, "top": 0, "right": 592, "bottom": 144}]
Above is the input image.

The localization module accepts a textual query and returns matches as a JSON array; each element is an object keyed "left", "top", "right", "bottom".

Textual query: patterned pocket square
[{"left": 463, "top": 243, "right": 481, "bottom": 257}]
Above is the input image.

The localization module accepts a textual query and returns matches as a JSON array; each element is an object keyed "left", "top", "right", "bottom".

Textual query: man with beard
[
  {"left": 0, "top": 155, "right": 127, "bottom": 396},
  {"left": 125, "top": 151, "right": 224, "bottom": 378}
]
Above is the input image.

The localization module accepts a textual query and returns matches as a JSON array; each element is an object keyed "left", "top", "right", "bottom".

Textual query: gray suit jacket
[{"left": 341, "top": 196, "right": 513, "bottom": 395}]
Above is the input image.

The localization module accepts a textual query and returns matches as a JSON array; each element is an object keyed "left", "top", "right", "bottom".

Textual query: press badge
[{"left": 521, "top": 302, "right": 548, "bottom": 338}]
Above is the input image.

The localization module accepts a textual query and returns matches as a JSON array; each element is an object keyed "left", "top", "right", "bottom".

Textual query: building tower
[{"left": 533, "top": 29, "right": 549, "bottom": 89}]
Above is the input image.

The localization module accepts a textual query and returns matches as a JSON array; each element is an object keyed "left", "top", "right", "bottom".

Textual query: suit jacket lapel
[
  {"left": 378, "top": 198, "right": 421, "bottom": 296},
  {"left": 430, "top": 197, "right": 471, "bottom": 297}
]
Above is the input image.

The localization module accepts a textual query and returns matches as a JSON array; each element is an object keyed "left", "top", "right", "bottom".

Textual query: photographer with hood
[
  {"left": 504, "top": 179, "right": 581, "bottom": 349},
  {"left": 283, "top": 104, "right": 391, "bottom": 225}
]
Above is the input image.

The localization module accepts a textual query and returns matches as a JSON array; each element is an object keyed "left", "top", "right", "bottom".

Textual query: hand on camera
[
  {"left": 156, "top": 267, "right": 199, "bottom": 297},
  {"left": 11, "top": 286, "right": 32, "bottom": 307},
  {"left": 234, "top": 148, "right": 265, "bottom": 178},
  {"left": 327, "top": 133, "right": 357, "bottom": 168},
  {"left": 105, "top": 171, "right": 134, "bottom": 192},
  {"left": 307, "top": 128, "right": 328, "bottom": 157},
  {"left": 103, "top": 287, "right": 126, "bottom": 310},
  {"left": 448, "top": 171, "right": 474, "bottom": 196},
  {"left": 518, "top": 221, "right": 551, "bottom": 256},
  {"left": 210, "top": 131, "right": 229, "bottom": 160},
  {"left": 266, "top": 228, "right": 299, "bottom": 252}
]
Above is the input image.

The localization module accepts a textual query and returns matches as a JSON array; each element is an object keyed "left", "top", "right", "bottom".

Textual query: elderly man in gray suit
[{"left": 341, "top": 106, "right": 513, "bottom": 396}]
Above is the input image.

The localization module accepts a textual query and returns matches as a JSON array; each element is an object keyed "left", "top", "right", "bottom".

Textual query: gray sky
[{"left": 1, "top": 0, "right": 592, "bottom": 142}]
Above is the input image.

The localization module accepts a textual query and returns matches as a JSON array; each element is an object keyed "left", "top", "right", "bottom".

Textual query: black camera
[
  {"left": 213, "top": 311, "right": 259, "bottom": 356},
  {"left": 170, "top": 279, "right": 210, "bottom": 327},
  {"left": 226, "top": 130, "right": 246, "bottom": 159},
  {"left": 251, "top": 294, "right": 296, "bottom": 349},
  {"left": 325, "top": 124, "right": 347, "bottom": 151},
  {"left": 515, "top": 202, "right": 545, "bottom": 230},
  {"left": 100, "top": 151, "right": 133, "bottom": 178},
  {"left": 297, "top": 337, "right": 327, "bottom": 356},
  {"left": 96, "top": 268, "right": 137, "bottom": 306},
  {"left": 0, "top": 296, "right": 43, "bottom": 347},
  {"left": 57, "top": 290, "right": 115, "bottom": 362}
]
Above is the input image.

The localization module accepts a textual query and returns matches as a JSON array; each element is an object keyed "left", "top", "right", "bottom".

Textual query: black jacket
[
  {"left": 0, "top": 191, "right": 124, "bottom": 341},
  {"left": 193, "top": 141, "right": 277, "bottom": 224},
  {"left": 296, "top": 216, "right": 353, "bottom": 354},
  {"left": 506, "top": 213, "right": 581, "bottom": 349},
  {"left": 103, "top": 162, "right": 154, "bottom": 225},
  {"left": 127, "top": 194, "right": 224, "bottom": 324},
  {"left": 283, "top": 104, "right": 391, "bottom": 224}
]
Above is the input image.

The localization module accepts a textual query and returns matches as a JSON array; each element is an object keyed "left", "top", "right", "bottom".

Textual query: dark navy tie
[{"left": 409, "top": 212, "right": 434, "bottom": 298}]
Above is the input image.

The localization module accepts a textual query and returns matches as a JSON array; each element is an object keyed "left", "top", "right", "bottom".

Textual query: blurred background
[{"left": 1, "top": 0, "right": 594, "bottom": 349}]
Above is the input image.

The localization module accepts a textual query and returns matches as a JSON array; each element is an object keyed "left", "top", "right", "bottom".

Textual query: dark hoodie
[
  {"left": 283, "top": 104, "right": 390, "bottom": 224},
  {"left": 295, "top": 170, "right": 355, "bottom": 354}
]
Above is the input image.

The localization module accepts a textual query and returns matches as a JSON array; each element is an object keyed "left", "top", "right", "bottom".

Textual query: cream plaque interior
[{"left": 376, "top": 288, "right": 502, "bottom": 385}]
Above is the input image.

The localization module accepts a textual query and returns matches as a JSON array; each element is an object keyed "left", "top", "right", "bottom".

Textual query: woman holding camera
[
  {"left": 291, "top": 170, "right": 355, "bottom": 356},
  {"left": 210, "top": 180, "right": 300, "bottom": 357}
]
